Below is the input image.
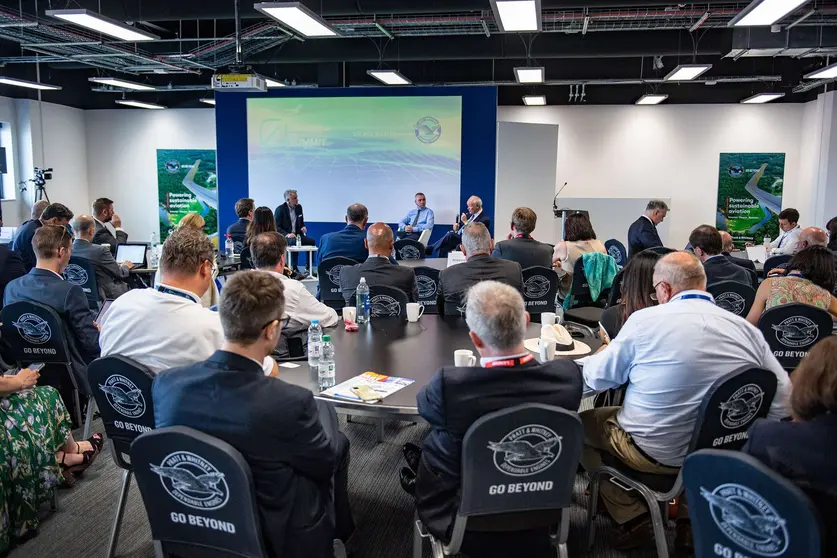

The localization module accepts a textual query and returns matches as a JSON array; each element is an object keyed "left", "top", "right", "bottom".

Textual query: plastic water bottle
[
  {"left": 150, "top": 231, "right": 159, "bottom": 267},
  {"left": 307, "top": 319, "right": 322, "bottom": 366},
  {"left": 356, "top": 277, "right": 371, "bottom": 324},
  {"left": 763, "top": 235, "right": 771, "bottom": 249},
  {"left": 318, "top": 335, "right": 335, "bottom": 391},
  {"left": 555, "top": 305, "right": 565, "bottom": 325},
  {"left": 224, "top": 234, "right": 234, "bottom": 258},
  {"left": 295, "top": 234, "right": 302, "bottom": 247}
]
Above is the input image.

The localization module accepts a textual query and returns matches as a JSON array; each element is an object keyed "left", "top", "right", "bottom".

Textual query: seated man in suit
[
  {"left": 437, "top": 223, "right": 523, "bottom": 315},
  {"left": 402, "top": 281, "right": 582, "bottom": 557},
  {"left": 71, "top": 215, "right": 133, "bottom": 299},
  {"left": 226, "top": 197, "right": 254, "bottom": 251},
  {"left": 317, "top": 203, "right": 369, "bottom": 263},
  {"left": 689, "top": 224, "right": 752, "bottom": 286},
  {"left": 0, "top": 244, "right": 25, "bottom": 302},
  {"left": 719, "top": 230, "right": 756, "bottom": 271},
  {"left": 153, "top": 271, "right": 354, "bottom": 558},
  {"left": 491, "top": 206, "right": 552, "bottom": 269},
  {"left": 5, "top": 225, "right": 100, "bottom": 399},
  {"left": 91, "top": 197, "right": 128, "bottom": 256},
  {"left": 396, "top": 192, "right": 434, "bottom": 241},
  {"left": 19, "top": 200, "right": 48, "bottom": 228},
  {"left": 627, "top": 199, "right": 668, "bottom": 259},
  {"left": 274, "top": 189, "right": 315, "bottom": 274},
  {"left": 12, "top": 203, "right": 74, "bottom": 272},
  {"left": 430, "top": 195, "right": 491, "bottom": 258},
  {"left": 339, "top": 222, "right": 419, "bottom": 304}
]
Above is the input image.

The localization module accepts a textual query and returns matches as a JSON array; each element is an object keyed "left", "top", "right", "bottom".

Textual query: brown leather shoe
[
  {"left": 612, "top": 517, "right": 655, "bottom": 551},
  {"left": 675, "top": 520, "right": 695, "bottom": 557}
]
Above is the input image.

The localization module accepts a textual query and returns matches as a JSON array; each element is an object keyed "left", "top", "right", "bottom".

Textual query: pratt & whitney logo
[
  {"left": 607, "top": 245, "right": 622, "bottom": 263},
  {"left": 414, "top": 116, "right": 441, "bottom": 144},
  {"left": 523, "top": 275, "right": 551, "bottom": 299},
  {"left": 719, "top": 384, "right": 764, "bottom": 429},
  {"left": 772, "top": 316, "right": 818, "bottom": 348},
  {"left": 152, "top": 451, "right": 229, "bottom": 511},
  {"left": 416, "top": 275, "right": 437, "bottom": 299},
  {"left": 12, "top": 313, "right": 51, "bottom": 344},
  {"left": 701, "top": 483, "right": 788, "bottom": 556},
  {"left": 370, "top": 294, "right": 401, "bottom": 317},
  {"left": 164, "top": 160, "right": 181, "bottom": 174},
  {"left": 715, "top": 292, "right": 746, "bottom": 316},
  {"left": 63, "top": 264, "right": 89, "bottom": 286},
  {"left": 488, "top": 424, "right": 562, "bottom": 477},
  {"left": 325, "top": 265, "right": 346, "bottom": 285},
  {"left": 99, "top": 374, "right": 145, "bottom": 418},
  {"left": 398, "top": 245, "right": 422, "bottom": 260}
]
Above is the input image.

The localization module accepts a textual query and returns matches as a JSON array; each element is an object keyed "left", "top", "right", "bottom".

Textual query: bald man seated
[
  {"left": 766, "top": 227, "right": 837, "bottom": 287},
  {"left": 719, "top": 230, "right": 756, "bottom": 272},
  {"left": 338, "top": 222, "right": 419, "bottom": 304},
  {"left": 72, "top": 215, "right": 133, "bottom": 299}
]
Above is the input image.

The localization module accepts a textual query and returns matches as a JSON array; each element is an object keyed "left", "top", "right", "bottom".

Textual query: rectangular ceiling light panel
[
  {"left": 664, "top": 64, "right": 712, "bottom": 81},
  {"left": 45, "top": 9, "right": 159, "bottom": 41},
  {"left": 199, "top": 98, "right": 217, "bottom": 105},
  {"left": 490, "top": 0, "right": 541, "bottom": 32},
  {"left": 729, "top": 0, "right": 810, "bottom": 27},
  {"left": 254, "top": 2, "right": 337, "bottom": 37},
  {"left": 522, "top": 95, "right": 546, "bottom": 106},
  {"left": 805, "top": 62, "right": 837, "bottom": 80},
  {"left": 0, "top": 77, "right": 61, "bottom": 90},
  {"left": 89, "top": 77, "right": 155, "bottom": 91},
  {"left": 367, "top": 69, "right": 411, "bottom": 85},
  {"left": 115, "top": 100, "right": 165, "bottom": 109},
  {"left": 514, "top": 67, "right": 545, "bottom": 83},
  {"left": 741, "top": 93, "right": 785, "bottom": 103},
  {"left": 636, "top": 94, "right": 668, "bottom": 105}
]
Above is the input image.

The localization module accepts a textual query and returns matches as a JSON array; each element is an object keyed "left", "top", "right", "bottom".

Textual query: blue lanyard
[
  {"left": 155, "top": 285, "right": 198, "bottom": 303},
  {"left": 675, "top": 294, "right": 714, "bottom": 303}
]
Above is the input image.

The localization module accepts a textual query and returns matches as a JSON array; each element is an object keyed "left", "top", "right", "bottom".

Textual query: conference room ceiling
[{"left": 0, "top": 0, "right": 834, "bottom": 108}]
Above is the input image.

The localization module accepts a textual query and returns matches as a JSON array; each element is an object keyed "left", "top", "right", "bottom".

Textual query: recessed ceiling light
[
  {"left": 804, "top": 62, "right": 837, "bottom": 80},
  {"left": 522, "top": 95, "right": 546, "bottom": 106},
  {"left": 45, "top": 9, "right": 159, "bottom": 41},
  {"left": 514, "top": 67, "right": 545, "bottom": 84},
  {"left": 264, "top": 77, "right": 286, "bottom": 88},
  {"left": 741, "top": 92, "right": 785, "bottom": 103},
  {"left": 115, "top": 99, "right": 165, "bottom": 109},
  {"left": 89, "top": 77, "right": 155, "bottom": 91},
  {"left": 728, "top": 0, "right": 811, "bottom": 27},
  {"left": 664, "top": 64, "right": 712, "bottom": 81},
  {"left": 367, "top": 69, "right": 411, "bottom": 85},
  {"left": 253, "top": 2, "right": 337, "bottom": 38},
  {"left": 636, "top": 94, "right": 668, "bottom": 105},
  {"left": 199, "top": 98, "right": 216, "bottom": 106},
  {"left": 490, "top": 0, "right": 541, "bottom": 32},
  {"left": 0, "top": 77, "right": 61, "bottom": 91}
]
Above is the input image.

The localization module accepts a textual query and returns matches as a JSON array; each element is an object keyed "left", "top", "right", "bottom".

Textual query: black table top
[{"left": 397, "top": 258, "right": 447, "bottom": 271}]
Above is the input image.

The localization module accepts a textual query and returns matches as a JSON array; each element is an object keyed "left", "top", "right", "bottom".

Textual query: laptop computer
[{"left": 116, "top": 243, "right": 148, "bottom": 267}]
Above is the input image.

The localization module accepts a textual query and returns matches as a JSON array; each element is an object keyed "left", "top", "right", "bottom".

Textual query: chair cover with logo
[
  {"left": 64, "top": 256, "right": 100, "bottom": 310},
  {"left": 605, "top": 269, "right": 624, "bottom": 308},
  {"left": 317, "top": 256, "right": 358, "bottom": 308},
  {"left": 757, "top": 303, "right": 832, "bottom": 370},
  {"left": 762, "top": 254, "right": 792, "bottom": 279},
  {"left": 368, "top": 285, "right": 408, "bottom": 318},
  {"left": 413, "top": 265, "right": 440, "bottom": 315},
  {"left": 683, "top": 449, "right": 821, "bottom": 558},
  {"left": 604, "top": 239, "right": 627, "bottom": 268},
  {"left": 707, "top": 281, "right": 756, "bottom": 318},
  {"left": 130, "top": 426, "right": 267, "bottom": 558},
  {"left": 521, "top": 267, "right": 559, "bottom": 316},
  {"left": 239, "top": 246, "right": 253, "bottom": 270},
  {"left": 394, "top": 239, "right": 426, "bottom": 261}
]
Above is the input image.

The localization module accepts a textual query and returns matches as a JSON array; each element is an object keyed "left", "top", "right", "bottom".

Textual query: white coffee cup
[
  {"left": 539, "top": 338, "right": 557, "bottom": 362},
  {"left": 541, "top": 312, "right": 557, "bottom": 326},
  {"left": 342, "top": 307, "right": 357, "bottom": 322},
  {"left": 406, "top": 303, "right": 424, "bottom": 323},
  {"left": 454, "top": 349, "right": 476, "bottom": 367}
]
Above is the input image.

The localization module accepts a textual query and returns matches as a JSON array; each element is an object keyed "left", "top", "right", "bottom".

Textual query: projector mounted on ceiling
[{"left": 211, "top": 73, "right": 267, "bottom": 93}]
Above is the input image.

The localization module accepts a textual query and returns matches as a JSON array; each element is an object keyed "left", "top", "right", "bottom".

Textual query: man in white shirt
[
  {"left": 580, "top": 251, "right": 791, "bottom": 551},
  {"left": 766, "top": 208, "right": 801, "bottom": 256},
  {"left": 100, "top": 227, "right": 277, "bottom": 376},
  {"left": 251, "top": 231, "right": 338, "bottom": 330}
]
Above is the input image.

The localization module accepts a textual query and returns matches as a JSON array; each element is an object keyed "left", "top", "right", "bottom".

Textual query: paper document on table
[
  {"left": 447, "top": 251, "right": 466, "bottom": 267},
  {"left": 321, "top": 372, "right": 414, "bottom": 403},
  {"left": 746, "top": 245, "right": 767, "bottom": 263}
]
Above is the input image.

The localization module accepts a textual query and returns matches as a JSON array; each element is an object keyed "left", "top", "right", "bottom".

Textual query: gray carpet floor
[{"left": 9, "top": 416, "right": 671, "bottom": 558}]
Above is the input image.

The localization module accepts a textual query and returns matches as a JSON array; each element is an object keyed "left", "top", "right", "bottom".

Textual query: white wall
[{"left": 499, "top": 103, "right": 807, "bottom": 249}]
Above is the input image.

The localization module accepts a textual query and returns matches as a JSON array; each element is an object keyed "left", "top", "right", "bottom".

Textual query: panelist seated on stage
[
  {"left": 430, "top": 195, "right": 491, "bottom": 258},
  {"left": 491, "top": 206, "right": 553, "bottom": 269},
  {"left": 226, "top": 197, "right": 254, "bottom": 249},
  {"left": 396, "top": 192, "right": 434, "bottom": 241},
  {"left": 339, "top": 222, "right": 419, "bottom": 304},
  {"left": 317, "top": 203, "right": 369, "bottom": 263},
  {"left": 626, "top": 199, "right": 668, "bottom": 259},
  {"left": 71, "top": 215, "right": 133, "bottom": 299},
  {"left": 153, "top": 271, "right": 354, "bottom": 558},
  {"left": 719, "top": 231, "right": 756, "bottom": 271},
  {"left": 579, "top": 252, "right": 791, "bottom": 552},
  {"left": 688, "top": 224, "right": 752, "bottom": 287},
  {"left": 274, "top": 189, "right": 315, "bottom": 272},
  {"left": 437, "top": 223, "right": 523, "bottom": 315},
  {"left": 91, "top": 197, "right": 128, "bottom": 255},
  {"left": 252, "top": 231, "right": 338, "bottom": 330},
  {"left": 100, "top": 227, "right": 277, "bottom": 377},
  {"left": 12, "top": 203, "right": 74, "bottom": 272},
  {"left": 401, "top": 281, "right": 582, "bottom": 557}
]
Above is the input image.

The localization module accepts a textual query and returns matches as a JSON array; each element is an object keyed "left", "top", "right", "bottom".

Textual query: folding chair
[
  {"left": 756, "top": 303, "right": 832, "bottom": 371},
  {"left": 63, "top": 256, "right": 101, "bottom": 310},
  {"left": 394, "top": 239, "right": 426, "bottom": 261},
  {"left": 521, "top": 266, "right": 559, "bottom": 317},
  {"left": 414, "top": 404, "right": 583, "bottom": 558},
  {"left": 762, "top": 254, "right": 792, "bottom": 279},
  {"left": 604, "top": 239, "right": 627, "bottom": 268},
  {"left": 707, "top": 281, "right": 756, "bottom": 318},
  {"left": 317, "top": 257, "right": 358, "bottom": 309},
  {"left": 413, "top": 266, "right": 440, "bottom": 315}
]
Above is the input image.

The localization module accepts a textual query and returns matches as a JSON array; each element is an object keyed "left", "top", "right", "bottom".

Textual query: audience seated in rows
[
  {"left": 403, "top": 281, "right": 582, "bottom": 557},
  {"left": 430, "top": 195, "right": 491, "bottom": 258},
  {"left": 746, "top": 245, "right": 837, "bottom": 325},
  {"left": 0, "top": 243, "right": 25, "bottom": 302},
  {"left": 226, "top": 197, "right": 254, "bottom": 249},
  {"left": 743, "top": 336, "right": 837, "bottom": 557},
  {"left": 339, "top": 222, "right": 419, "bottom": 304},
  {"left": 72, "top": 215, "right": 132, "bottom": 299},
  {"left": 766, "top": 227, "right": 837, "bottom": 287},
  {"left": 580, "top": 251, "right": 791, "bottom": 552},
  {"left": 101, "top": 227, "right": 277, "bottom": 376},
  {"left": 153, "top": 271, "right": 354, "bottom": 558},
  {"left": 765, "top": 208, "right": 801, "bottom": 256},
  {"left": 599, "top": 250, "right": 661, "bottom": 342},
  {"left": 626, "top": 200, "right": 668, "bottom": 259},
  {"left": 689, "top": 224, "right": 752, "bottom": 286},
  {"left": 719, "top": 230, "right": 756, "bottom": 271},
  {"left": 153, "top": 212, "right": 219, "bottom": 308},
  {"left": 317, "top": 203, "right": 369, "bottom": 263},
  {"left": 552, "top": 213, "right": 606, "bottom": 297},
  {"left": 91, "top": 197, "right": 128, "bottom": 256},
  {"left": 11, "top": 203, "right": 74, "bottom": 272},
  {"left": 437, "top": 223, "right": 522, "bottom": 315},
  {"left": 491, "top": 206, "right": 552, "bottom": 269}
]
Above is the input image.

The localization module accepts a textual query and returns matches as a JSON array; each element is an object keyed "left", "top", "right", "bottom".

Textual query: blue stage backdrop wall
[{"left": 215, "top": 86, "right": 497, "bottom": 257}]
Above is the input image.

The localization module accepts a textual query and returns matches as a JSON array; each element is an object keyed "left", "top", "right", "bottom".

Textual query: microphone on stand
[{"left": 553, "top": 182, "right": 568, "bottom": 218}]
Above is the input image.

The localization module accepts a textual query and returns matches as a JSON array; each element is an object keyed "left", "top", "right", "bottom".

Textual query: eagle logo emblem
[
  {"left": 414, "top": 116, "right": 441, "bottom": 144},
  {"left": 719, "top": 384, "right": 764, "bottom": 429},
  {"left": 488, "top": 424, "right": 562, "bottom": 477},
  {"left": 12, "top": 313, "right": 51, "bottom": 344},
  {"left": 99, "top": 374, "right": 145, "bottom": 418},
  {"left": 523, "top": 275, "right": 551, "bottom": 299},
  {"left": 325, "top": 265, "right": 347, "bottom": 285},
  {"left": 607, "top": 245, "right": 623, "bottom": 264},
  {"left": 398, "top": 245, "right": 422, "bottom": 260},
  {"left": 715, "top": 292, "right": 746, "bottom": 316},
  {"left": 62, "top": 264, "right": 89, "bottom": 286},
  {"left": 151, "top": 451, "right": 229, "bottom": 511},
  {"left": 416, "top": 275, "right": 437, "bottom": 299},
  {"left": 370, "top": 294, "right": 401, "bottom": 317},
  {"left": 772, "top": 316, "right": 818, "bottom": 348},
  {"left": 701, "top": 484, "right": 788, "bottom": 556}
]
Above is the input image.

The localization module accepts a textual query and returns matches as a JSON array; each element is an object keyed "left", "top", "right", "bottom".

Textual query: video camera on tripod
[{"left": 29, "top": 167, "right": 53, "bottom": 202}]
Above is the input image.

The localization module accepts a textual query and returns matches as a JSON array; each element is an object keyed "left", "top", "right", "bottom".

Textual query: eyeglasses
[{"left": 260, "top": 316, "right": 289, "bottom": 331}]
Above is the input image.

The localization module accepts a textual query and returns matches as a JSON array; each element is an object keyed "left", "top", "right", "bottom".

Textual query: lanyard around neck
[
  {"left": 674, "top": 293, "right": 714, "bottom": 303},
  {"left": 483, "top": 354, "right": 535, "bottom": 368},
  {"left": 155, "top": 285, "right": 198, "bottom": 303}
]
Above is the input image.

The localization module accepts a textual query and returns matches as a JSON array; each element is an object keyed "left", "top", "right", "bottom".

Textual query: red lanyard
[
  {"left": 484, "top": 354, "right": 535, "bottom": 368},
  {"left": 515, "top": 234, "right": 532, "bottom": 239}
]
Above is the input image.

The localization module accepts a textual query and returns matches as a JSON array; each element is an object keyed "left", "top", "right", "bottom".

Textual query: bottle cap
[
  {"left": 322, "top": 335, "right": 330, "bottom": 342},
  {"left": 312, "top": 320, "right": 319, "bottom": 324}
]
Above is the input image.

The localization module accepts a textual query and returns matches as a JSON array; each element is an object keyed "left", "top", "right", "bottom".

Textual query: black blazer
[
  {"left": 723, "top": 252, "right": 756, "bottom": 272},
  {"left": 490, "top": 236, "right": 553, "bottom": 269},
  {"left": 226, "top": 218, "right": 250, "bottom": 247},
  {"left": 703, "top": 255, "right": 754, "bottom": 287},
  {"left": 153, "top": 350, "right": 342, "bottom": 558},
  {"left": 465, "top": 210, "right": 491, "bottom": 233},
  {"left": 92, "top": 219, "right": 128, "bottom": 256},
  {"left": 743, "top": 414, "right": 837, "bottom": 556},
  {"left": 0, "top": 245, "right": 26, "bottom": 303},
  {"left": 627, "top": 215, "right": 662, "bottom": 259},
  {"left": 415, "top": 359, "right": 583, "bottom": 539},
  {"left": 274, "top": 202, "right": 306, "bottom": 236},
  {"left": 11, "top": 219, "right": 42, "bottom": 272},
  {"left": 437, "top": 254, "right": 523, "bottom": 314},
  {"left": 339, "top": 256, "right": 419, "bottom": 303}
]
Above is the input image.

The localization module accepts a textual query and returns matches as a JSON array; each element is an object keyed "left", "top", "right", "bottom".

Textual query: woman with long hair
[
  {"left": 599, "top": 250, "right": 662, "bottom": 342},
  {"left": 245, "top": 207, "right": 277, "bottom": 246},
  {"left": 552, "top": 213, "right": 606, "bottom": 296}
]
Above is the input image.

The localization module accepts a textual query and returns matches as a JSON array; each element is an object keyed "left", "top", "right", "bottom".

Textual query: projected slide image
[{"left": 247, "top": 96, "right": 462, "bottom": 223}]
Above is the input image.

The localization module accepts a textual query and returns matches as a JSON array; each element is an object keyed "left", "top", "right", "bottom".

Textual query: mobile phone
[
  {"left": 351, "top": 385, "right": 382, "bottom": 402},
  {"left": 28, "top": 363, "right": 45, "bottom": 372}
]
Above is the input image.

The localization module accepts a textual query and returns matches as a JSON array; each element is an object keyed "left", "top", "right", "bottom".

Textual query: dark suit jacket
[
  {"left": 226, "top": 218, "right": 250, "bottom": 248},
  {"left": 153, "top": 350, "right": 341, "bottom": 558},
  {"left": 723, "top": 252, "right": 756, "bottom": 271},
  {"left": 703, "top": 255, "right": 754, "bottom": 287},
  {"left": 415, "top": 359, "right": 583, "bottom": 539},
  {"left": 92, "top": 219, "right": 128, "bottom": 256},
  {"left": 627, "top": 215, "right": 662, "bottom": 259},
  {"left": 11, "top": 218, "right": 42, "bottom": 272},
  {"left": 339, "top": 256, "right": 419, "bottom": 303},
  {"left": 4, "top": 268, "right": 100, "bottom": 394},
  {"left": 491, "top": 236, "right": 553, "bottom": 269},
  {"left": 274, "top": 202, "right": 306, "bottom": 236},
  {"left": 743, "top": 414, "right": 837, "bottom": 556},
  {"left": 317, "top": 224, "right": 367, "bottom": 263},
  {"left": 0, "top": 245, "right": 26, "bottom": 303},
  {"left": 71, "top": 239, "right": 130, "bottom": 299},
  {"left": 437, "top": 254, "right": 523, "bottom": 314}
]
